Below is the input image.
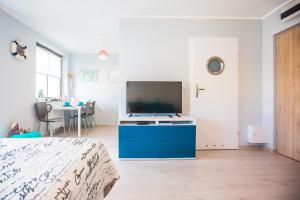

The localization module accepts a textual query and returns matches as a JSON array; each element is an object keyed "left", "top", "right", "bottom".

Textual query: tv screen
[{"left": 126, "top": 81, "right": 182, "bottom": 114}]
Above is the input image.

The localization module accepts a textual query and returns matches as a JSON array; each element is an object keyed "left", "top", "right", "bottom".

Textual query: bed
[{"left": 0, "top": 137, "right": 119, "bottom": 200}]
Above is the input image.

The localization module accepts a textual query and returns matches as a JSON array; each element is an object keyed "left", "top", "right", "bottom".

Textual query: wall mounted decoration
[
  {"left": 67, "top": 72, "right": 74, "bottom": 79},
  {"left": 109, "top": 70, "right": 120, "bottom": 82},
  {"left": 11, "top": 40, "right": 28, "bottom": 60},
  {"left": 206, "top": 56, "right": 225, "bottom": 75},
  {"left": 81, "top": 69, "right": 98, "bottom": 82}
]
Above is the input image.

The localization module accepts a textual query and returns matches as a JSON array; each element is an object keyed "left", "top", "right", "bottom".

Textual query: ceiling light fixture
[
  {"left": 98, "top": 50, "right": 109, "bottom": 60},
  {"left": 98, "top": 38, "right": 109, "bottom": 60}
]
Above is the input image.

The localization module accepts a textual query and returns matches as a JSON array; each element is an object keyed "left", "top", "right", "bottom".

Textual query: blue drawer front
[{"left": 119, "top": 125, "right": 196, "bottom": 158}]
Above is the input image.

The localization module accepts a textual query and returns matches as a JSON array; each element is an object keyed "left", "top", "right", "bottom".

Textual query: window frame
[{"left": 36, "top": 43, "right": 63, "bottom": 98}]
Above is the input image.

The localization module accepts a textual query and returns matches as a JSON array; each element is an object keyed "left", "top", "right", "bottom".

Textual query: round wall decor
[
  {"left": 11, "top": 40, "right": 28, "bottom": 60},
  {"left": 206, "top": 56, "right": 225, "bottom": 75}
]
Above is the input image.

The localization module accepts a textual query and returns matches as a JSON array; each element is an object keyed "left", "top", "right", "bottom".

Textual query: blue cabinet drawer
[
  {"left": 119, "top": 125, "right": 196, "bottom": 158},
  {"left": 119, "top": 125, "right": 195, "bottom": 142}
]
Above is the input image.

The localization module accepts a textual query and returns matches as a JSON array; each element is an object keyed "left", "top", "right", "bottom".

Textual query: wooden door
[{"left": 276, "top": 24, "right": 300, "bottom": 161}]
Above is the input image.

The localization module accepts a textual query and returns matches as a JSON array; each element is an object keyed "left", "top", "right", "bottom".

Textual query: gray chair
[
  {"left": 87, "top": 101, "right": 96, "bottom": 129},
  {"left": 69, "top": 103, "right": 91, "bottom": 134},
  {"left": 35, "top": 102, "right": 66, "bottom": 137}
]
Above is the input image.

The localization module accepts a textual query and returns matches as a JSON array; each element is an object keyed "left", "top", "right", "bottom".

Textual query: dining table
[{"left": 52, "top": 105, "right": 83, "bottom": 137}]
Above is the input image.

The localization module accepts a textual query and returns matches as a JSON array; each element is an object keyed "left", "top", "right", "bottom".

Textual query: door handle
[{"left": 196, "top": 84, "right": 205, "bottom": 97}]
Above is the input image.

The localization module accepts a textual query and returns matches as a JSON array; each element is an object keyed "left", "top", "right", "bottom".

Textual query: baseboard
[
  {"left": 239, "top": 145, "right": 264, "bottom": 150},
  {"left": 239, "top": 145, "right": 277, "bottom": 153},
  {"left": 263, "top": 146, "right": 277, "bottom": 153},
  {"left": 95, "top": 125, "right": 117, "bottom": 127}
]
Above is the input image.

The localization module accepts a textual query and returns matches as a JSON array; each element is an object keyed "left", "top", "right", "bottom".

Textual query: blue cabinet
[{"left": 119, "top": 125, "right": 196, "bottom": 158}]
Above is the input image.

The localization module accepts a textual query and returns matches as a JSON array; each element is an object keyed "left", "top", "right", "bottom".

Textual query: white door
[{"left": 189, "top": 38, "right": 239, "bottom": 150}]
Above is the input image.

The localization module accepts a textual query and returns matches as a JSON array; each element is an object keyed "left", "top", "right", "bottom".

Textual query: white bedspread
[{"left": 0, "top": 138, "right": 119, "bottom": 200}]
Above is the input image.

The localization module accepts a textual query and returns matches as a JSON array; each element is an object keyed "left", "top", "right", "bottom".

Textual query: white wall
[
  {"left": 0, "top": 9, "right": 69, "bottom": 137},
  {"left": 70, "top": 54, "right": 119, "bottom": 125},
  {"left": 119, "top": 18, "right": 263, "bottom": 146},
  {"left": 262, "top": 12, "right": 300, "bottom": 149}
]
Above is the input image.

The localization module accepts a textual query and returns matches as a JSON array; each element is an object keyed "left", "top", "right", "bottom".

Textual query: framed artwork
[
  {"left": 81, "top": 69, "right": 98, "bottom": 82},
  {"left": 109, "top": 70, "right": 120, "bottom": 82}
]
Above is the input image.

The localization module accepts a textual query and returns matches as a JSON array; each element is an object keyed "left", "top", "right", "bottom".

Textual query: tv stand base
[{"left": 119, "top": 116, "right": 196, "bottom": 158}]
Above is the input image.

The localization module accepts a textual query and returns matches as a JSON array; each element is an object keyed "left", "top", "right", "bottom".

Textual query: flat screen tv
[{"left": 126, "top": 81, "right": 182, "bottom": 114}]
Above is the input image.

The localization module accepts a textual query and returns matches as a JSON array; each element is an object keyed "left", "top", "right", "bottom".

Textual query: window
[{"left": 36, "top": 44, "right": 62, "bottom": 98}]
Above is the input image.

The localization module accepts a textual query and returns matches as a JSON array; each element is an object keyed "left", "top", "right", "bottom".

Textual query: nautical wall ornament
[
  {"left": 11, "top": 40, "right": 28, "bottom": 60},
  {"left": 206, "top": 56, "right": 225, "bottom": 75}
]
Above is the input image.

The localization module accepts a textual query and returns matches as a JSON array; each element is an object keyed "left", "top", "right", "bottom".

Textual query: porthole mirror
[{"left": 206, "top": 56, "right": 225, "bottom": 75}]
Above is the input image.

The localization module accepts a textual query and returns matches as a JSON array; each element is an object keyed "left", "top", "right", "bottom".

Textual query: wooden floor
[{"left": 60, "top": 126, "right": 300, "bottom": 200}]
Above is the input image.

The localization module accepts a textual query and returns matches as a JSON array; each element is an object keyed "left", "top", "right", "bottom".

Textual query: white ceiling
[{"left": 0, "top": 0, "right": 287, "bottom": 54}]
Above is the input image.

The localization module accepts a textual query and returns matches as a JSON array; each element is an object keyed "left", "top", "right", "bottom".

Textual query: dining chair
[
  {"left": 87, "top": 101, "right": 96, "bottom": 129},
  {"left": 35, "top": 102, "right": 66, "bottom": 137},
  {"left": 68, "top": 103, "right": 90, "bottom": 134},
  {"left": 83, "top": 101, "right": 94, "bottom": 130}
]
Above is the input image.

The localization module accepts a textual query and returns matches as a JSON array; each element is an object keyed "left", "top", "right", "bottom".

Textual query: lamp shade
[{"left": 98, "top": 50, "right": 109, "bottom": 60}]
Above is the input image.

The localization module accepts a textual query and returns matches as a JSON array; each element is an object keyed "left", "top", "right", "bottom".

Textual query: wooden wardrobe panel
[{"left": 276, "top": 24, "right": 300, "bottom": 161}]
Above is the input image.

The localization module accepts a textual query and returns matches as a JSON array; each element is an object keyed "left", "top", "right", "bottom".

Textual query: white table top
[
  {"left": 52, "top": 105, "right": 83, "bottom": 110},
  {"left": 51, "top": 104, "right": 83, "bottom": 137}
]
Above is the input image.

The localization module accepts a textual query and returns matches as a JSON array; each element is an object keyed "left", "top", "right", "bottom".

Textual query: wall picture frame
[
  {"left": 109, "top": 70, "right": 120, "bottom": 82},
  {"left": 80, "top": 69, "right": 98, "bottom": 82}
]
